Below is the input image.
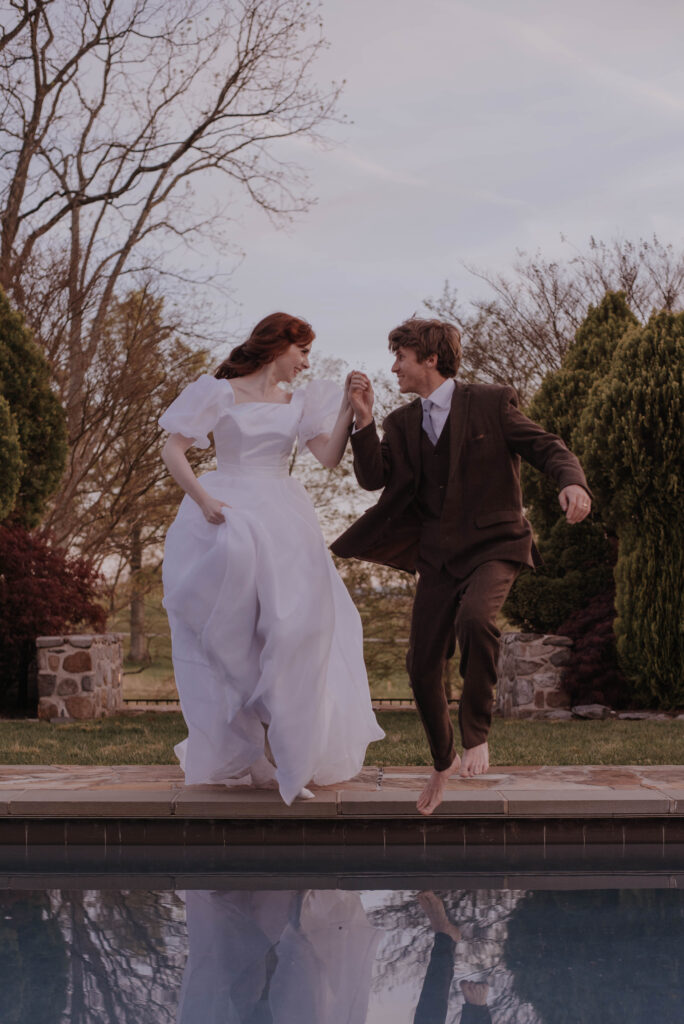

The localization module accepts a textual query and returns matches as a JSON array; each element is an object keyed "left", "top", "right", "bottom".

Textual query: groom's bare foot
[
  {"left": 418, "top": 891, "right": 461, "bottom": 942},
  {"left": 460, "top": 741, "right": 489, "bottom": 778},
  {"left": 416, "top": 756, "right": 460, "bottom": 815}
]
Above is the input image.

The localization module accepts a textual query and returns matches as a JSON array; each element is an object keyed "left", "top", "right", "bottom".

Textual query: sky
[{"left": 223, "top": 0, "right": 684, "bottom": 373}]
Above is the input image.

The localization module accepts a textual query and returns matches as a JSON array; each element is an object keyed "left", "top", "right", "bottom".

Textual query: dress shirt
[
  {"left": 352, "top": 376, "right": 455, "bottom": 435},
  {"left": 421, "top": 377, "right": 455, "bottom": 440}
]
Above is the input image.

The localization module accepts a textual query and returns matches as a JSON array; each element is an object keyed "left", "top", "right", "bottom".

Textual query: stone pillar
[
  {"left": 496, "top": 633, "right": 574, "bottom": 718},
  {"left": 35, "top": 634, "right": 124, "bottom": 721}
]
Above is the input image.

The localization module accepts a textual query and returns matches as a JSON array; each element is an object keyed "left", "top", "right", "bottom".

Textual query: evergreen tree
[
  {"left": 580, "top": 311, "right": 684, "bottom": 705},
  {"left": 0, "top": 395, "right": 22, "bottom": 521},
  {"left": 0, "top": 290, "right": 97, "bottom": 714},
  {"left": 505, "top": 293, "right": 636, "bottom": 631},
  {"left": 0, "top": 288, "right": 67, "bottom": 526}
]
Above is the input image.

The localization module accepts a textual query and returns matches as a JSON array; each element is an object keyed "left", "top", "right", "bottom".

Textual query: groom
[{"left": 332, "top": 318, "right": 591, "bottom": 815}]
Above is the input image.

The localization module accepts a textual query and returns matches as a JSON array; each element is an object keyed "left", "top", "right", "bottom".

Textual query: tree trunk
[{"left": 129, "top": 525, "right": 149, "bottom": 664}]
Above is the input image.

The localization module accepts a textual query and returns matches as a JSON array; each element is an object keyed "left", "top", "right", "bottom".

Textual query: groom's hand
[
  {"left": 559, "top": 485, "right": 591, "bottom": 523},
  {"left": 348, "top": 371, "right": 374, "bottom": 429}
]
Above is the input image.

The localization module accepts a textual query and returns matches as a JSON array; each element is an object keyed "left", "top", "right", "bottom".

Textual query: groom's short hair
[{"left": 388, "top": 318, "right": 461, "bottom": 378}]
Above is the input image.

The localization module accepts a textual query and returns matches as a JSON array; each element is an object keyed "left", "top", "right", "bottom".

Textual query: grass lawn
[
  {"left": 121, "top": 660, "right": 417, "bottom": 703},
  {"left": 1, "top": 712, "right": 683, "bottom": 767}
]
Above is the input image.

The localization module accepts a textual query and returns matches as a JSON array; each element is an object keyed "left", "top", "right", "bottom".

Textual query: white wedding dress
[{"left": 160, "top": 374, "right": 384, "bottom": 805}]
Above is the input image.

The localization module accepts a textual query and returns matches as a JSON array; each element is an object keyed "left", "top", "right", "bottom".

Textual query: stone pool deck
[{"left": 1, "top": 764, "right": 684, "bottom": 848}]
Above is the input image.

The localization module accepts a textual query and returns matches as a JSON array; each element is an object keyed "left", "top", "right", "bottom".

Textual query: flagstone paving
[{"left": 0, "top": 764, "right": 683, "bottom": 819}]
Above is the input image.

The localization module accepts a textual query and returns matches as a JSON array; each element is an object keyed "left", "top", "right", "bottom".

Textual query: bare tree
[
  {"left": 0, "top": 0, "right": 341, "bottom": 544},
  {"left": 79, "top": 286, "right": 214, "bottom": 661},
  {"left": 426, "top": 235, "right": 684, "bottom": 404},
  {"left": 59, "top": 287, "right": 211, "bottom": 556}
]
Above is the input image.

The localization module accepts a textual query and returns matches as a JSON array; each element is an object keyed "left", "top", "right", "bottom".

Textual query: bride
[{"left": 160, "top": 312, "right": 384, "bottom": 804}]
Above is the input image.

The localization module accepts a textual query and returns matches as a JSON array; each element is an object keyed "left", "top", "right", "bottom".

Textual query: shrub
[
  {"left": 505, "top": 518, "right": 615, "bottom": 634},
  {"left": 0, "top": 525, "right": 105, "bottom": 713},
  {"left": 557, "top": 590, "right": 630, "bottom": 709}
]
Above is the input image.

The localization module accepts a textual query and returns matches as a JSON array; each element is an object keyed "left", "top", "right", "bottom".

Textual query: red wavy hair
[{"left": 215, "top": 313, "right": 315, "bottom": 379}]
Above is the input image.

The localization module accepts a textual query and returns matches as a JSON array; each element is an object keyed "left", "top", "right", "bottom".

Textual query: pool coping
[{"left": 1, "top": 765, "right": 684, "bottom": 845}]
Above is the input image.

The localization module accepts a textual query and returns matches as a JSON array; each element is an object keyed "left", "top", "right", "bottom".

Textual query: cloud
[
  {"left": 470, "top": 188, "right": 529, "bottom": 209},
  {"left": 333, "top": 147, "right": 426, "bottom": 187},
  {"left": 274, "top": 123, "right": 427, "bottom": 188},
  {"left": 508, "top": 16, "right": 684, "bottom": 114}
]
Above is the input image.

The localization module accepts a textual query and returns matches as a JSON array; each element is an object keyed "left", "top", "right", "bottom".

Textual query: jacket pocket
[{"left": 475, "top": 509, "right": 521, "bottom": 528}]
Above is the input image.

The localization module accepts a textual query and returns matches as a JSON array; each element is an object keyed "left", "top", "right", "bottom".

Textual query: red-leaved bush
[
  {"left": 0, "top": 525, "right": 106, "bottom": 712},
  {"left": 558, "top": 589, "right": 630, "bottom": 709}
]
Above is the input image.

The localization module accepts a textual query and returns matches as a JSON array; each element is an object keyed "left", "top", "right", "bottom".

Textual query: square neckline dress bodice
[{"left": 159, "top": 375, "right": 384, "bottom": 805}]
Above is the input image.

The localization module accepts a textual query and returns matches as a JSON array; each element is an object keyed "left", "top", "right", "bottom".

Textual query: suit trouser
[{"left": 406, "top": 560, "right": 520, "bottom": 767}]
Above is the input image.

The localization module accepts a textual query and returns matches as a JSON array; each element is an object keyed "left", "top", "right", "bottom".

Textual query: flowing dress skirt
[{"left": 163, "top": 468, "right": 384, "bottom": 805}]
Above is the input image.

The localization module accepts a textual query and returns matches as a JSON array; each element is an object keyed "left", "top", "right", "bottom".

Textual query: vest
[{"left": 415, "top": 417, "right": 450, "bottom": 571}]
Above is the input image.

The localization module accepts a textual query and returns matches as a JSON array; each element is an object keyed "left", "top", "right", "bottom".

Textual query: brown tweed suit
[{"left": 331, "top": 380, "right": 590, "bottom": 764}]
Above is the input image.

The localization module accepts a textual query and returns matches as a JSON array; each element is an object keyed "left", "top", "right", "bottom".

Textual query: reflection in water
[
  {"left": 0, "top": 886, "right": 683, "bottom": 1023},
  {"left": 505, "top": 889, "right": 684, "bottom": 1024},
  {"left": 365, "top": 888, "right": 538, "bottom": 1023},
  {"left": 0, "top": 889, "right": 187, "bottom": 1024},
  {"left": 413, "top": 892, "right": 491, "bottom": 1024},
  {"left": 0, "top": 892, "right": 68, "bottom": 1024},
  {"left": 178, "top": 890, "right": 379, "bottom": 1023}
]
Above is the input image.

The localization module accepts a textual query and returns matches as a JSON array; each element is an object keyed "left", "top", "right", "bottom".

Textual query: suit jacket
[{"left": 330, "top": 380, "right": 591, "bottom": 577}]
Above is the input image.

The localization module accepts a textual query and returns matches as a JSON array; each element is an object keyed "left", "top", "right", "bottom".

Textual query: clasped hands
[{"left": 345, "top": 370, "right": 374, "bottom": 428}]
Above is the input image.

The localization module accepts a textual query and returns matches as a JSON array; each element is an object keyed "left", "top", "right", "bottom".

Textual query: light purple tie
[{"left": 422, "top": 398, "right": 438, "bottom": 445}]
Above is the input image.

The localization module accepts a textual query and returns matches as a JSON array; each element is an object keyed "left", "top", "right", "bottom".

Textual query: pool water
[{"left": 1, "top": 885, "right": 683, "bottom": 1023}]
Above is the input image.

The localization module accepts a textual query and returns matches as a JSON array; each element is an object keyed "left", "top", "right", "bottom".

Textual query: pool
[{"left": 2, "top": 847, "right": 684, "bottom": 1023}]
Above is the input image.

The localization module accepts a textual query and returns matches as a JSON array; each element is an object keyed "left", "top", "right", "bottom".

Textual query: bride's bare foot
[
  {"left": 416, "top": 756, "right": 460, "bottom": 816},
  {"left": 460, "top": 741, "right": 489, "bottom": 778},
  {"left": 418, "top": 891, "right": 461, "bottom": 942}
]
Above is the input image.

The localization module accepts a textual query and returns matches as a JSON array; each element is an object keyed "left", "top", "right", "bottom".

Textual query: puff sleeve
[
  {"left": 297, "top": 379, "right": 343, "bottom": 447},
  {"left": 158, "top": 374, "right": 230, "bottom": 449}
]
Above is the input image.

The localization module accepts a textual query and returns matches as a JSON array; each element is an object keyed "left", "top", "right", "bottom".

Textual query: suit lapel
[
  {"left": 403, "top": 398, "right": 423, "bottom": 479},
  {"left": 448, "top": 381, "right": 470, "bottom": 482}
]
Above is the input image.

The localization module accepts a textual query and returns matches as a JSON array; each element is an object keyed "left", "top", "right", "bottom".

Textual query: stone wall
[
  {"left": 36, "top": 634, "right": 124, "bottom": 721},
  {"left": 496, "top": 632, "right": 574, "bottom": 718}
]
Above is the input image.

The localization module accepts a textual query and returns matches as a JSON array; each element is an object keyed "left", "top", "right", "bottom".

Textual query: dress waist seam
[{"left": 213, "top": 467, "right": 290, "bottom": 480}]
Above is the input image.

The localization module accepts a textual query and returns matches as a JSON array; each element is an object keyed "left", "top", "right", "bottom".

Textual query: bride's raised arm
[{"left": 306, "top": 372, "right": 372, "bottom": 469}]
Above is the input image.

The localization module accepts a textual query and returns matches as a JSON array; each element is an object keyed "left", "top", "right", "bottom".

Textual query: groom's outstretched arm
[{"left": 500, "top": 386, "right": 591, "bottom": 494}]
